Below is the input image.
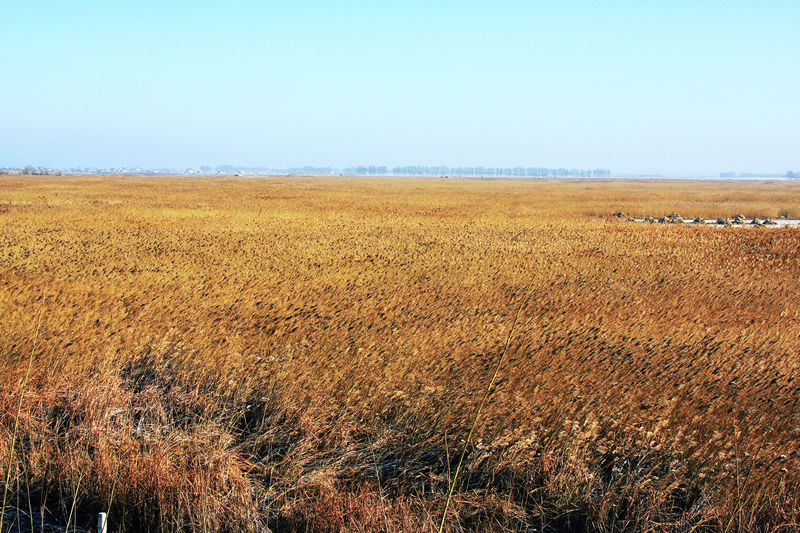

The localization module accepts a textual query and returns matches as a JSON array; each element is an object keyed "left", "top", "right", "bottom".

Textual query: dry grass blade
[{"left": 438, "top": 294, "right": 527, "bottom": 533}]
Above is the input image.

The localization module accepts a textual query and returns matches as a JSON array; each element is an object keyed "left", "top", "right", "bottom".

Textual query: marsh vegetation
[{"left": 1, "top": 176, "right": 798, "bottom": 531}]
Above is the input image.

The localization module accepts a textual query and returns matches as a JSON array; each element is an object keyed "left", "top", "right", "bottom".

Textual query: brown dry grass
[{"left": 1, "top": 175, "right": 799, "bottom": 532}]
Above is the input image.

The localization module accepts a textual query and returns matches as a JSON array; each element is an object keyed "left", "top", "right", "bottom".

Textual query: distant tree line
[
  {"left": 347, "top": 166, "right": 611, "bottom": 177},
  {"left": 4, "top": 164, "right": 612, "bottom": 178},
  {"left": 23, "top": 165, "right": 48, "bottom": 175},
  {"left": 21, "top": 165, "right": 61, "bottom": 175},
  {"left": 201, "top": 165, "right": 612, "bottom": 177},
  {"left": 721, "top": 171, "right": 797, "bottom": 179}
]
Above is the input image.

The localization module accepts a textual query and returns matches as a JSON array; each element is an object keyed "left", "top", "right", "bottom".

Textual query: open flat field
[{"left": 1, "top": 176, "right": 799, "bottom": 532}]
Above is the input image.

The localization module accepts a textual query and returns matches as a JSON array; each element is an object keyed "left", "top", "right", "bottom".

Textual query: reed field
[{"left": 1, "top": 175, "right": 799, "bottom": 532}]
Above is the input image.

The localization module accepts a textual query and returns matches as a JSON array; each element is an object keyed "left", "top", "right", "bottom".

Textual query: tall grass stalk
[
  {"left": 0, "top": 294, "right": 45, "bottom": 532},
  {"left": 65, "top": 468, "right": 85, "bottom": 533},
  {"left": 438, "top": 295, "right": 527, "bottom": 533},
  {"left": 368, "top": 435, "right": 389, "bottom": 532},
  {"left": 724, "top": 415, "right": 779, "bottom": 533},
  {"left": 104, "top": 461, "right": 120, "bottom": 533}
]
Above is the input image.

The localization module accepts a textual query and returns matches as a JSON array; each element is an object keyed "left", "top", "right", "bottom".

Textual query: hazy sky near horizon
[{"left": 1, "top": 1, "right": 798, "bottom": 175}]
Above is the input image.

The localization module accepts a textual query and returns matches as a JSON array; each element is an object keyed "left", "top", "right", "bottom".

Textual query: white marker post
[{"left": 97, "top": 512, "right": 108, "bottom": 533}]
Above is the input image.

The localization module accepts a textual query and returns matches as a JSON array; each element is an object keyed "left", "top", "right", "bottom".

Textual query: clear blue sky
[{"left": 1, "top": 1, "right": 798, "bottom": 175}]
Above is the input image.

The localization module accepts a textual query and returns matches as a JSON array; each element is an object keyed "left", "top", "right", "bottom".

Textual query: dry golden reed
[{"left": 0, "top": 175, "right": 799, "bottom": 531}]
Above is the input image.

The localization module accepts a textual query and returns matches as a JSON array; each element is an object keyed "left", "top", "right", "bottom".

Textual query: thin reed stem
[
  {"left": 105, "top": 460, "right": 120, "bottom": 531},
  {"left": 724, "top": 414, "right": 779, "bottom": 533},
  {"left": 65, "top": 468, "right": 85, "bottom": 533},
  {"left": 368, "top": 435, "right": 390, "bottom": 532},
  {"left": 438, "top": 295, "right": 527, "bottom": 533},
  {"left": 0, "top": 294, "right": 46, "bottom": 532}
]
